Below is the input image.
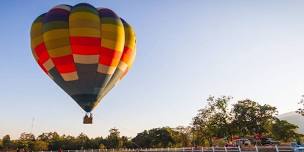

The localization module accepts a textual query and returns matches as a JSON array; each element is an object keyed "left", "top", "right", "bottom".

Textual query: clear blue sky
[{"left": 1, "top": 0, "right": 304, "bottom": 139}]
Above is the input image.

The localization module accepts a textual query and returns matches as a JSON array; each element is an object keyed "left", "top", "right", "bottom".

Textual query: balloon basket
[{"left": 83, "top": 113, "right": 93, "bottom": 124}]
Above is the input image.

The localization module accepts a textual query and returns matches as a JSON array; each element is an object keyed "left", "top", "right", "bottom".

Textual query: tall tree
[
  {"left": 132, "top": 127, "right": 177, "bottom": 148},
  {"left": 231, "top": 99, "right": 277, "bottom": 136},
  {"left": 76, "top": 133, "right": 90, "bottom": 149},
  {"left": 174, "top": 126, "right": 192, "bottom": 147},
  {"left": 271, "top": 118, "right": 300, "bottom": 142},
  {"left": 32, "top": 140, "right": 48, "bottom": 151},
  {"left": 0, "top": 139, "right": 3, "bottom": 149},
  {"left": 132, "top": 130, "right": 151, "bottom": 148},
  {"left": 46, "top": 132, "right": 62, "bottom": 150},
  {"left": 105, "top": 128, "right": 122, "bottom": 149},
  {"left": 16, "top": 133, "right": 36, "bottom": 150},
  {"left": 192, "top": 96, "right": 233, "bottom": 146},
  {"left": 2, "top": 135, "right": 11, "bottom": 150},
  {"left": 19, "top": 133, "right": 35, "bottom": 141}
]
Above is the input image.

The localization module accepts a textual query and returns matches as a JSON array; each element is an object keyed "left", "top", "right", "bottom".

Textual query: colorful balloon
[{"left": 30, "top": 3, "right": 136, "bottom": 123}]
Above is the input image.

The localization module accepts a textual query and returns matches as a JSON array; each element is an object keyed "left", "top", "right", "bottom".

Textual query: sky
[{"left": 1, "top": 0, "right": 304, "bottom": 139}]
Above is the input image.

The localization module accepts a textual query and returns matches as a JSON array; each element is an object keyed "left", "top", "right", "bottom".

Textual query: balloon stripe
[
  {"left": 71, "top": 45, "right": 100, "bottom": 55},
  {"left": 43, "top": 9, "right": 70, "bottom": 23},
  {"left": 98, "top": 18, "right": 136, "bottom": 101},
  {"left": 73, "top": 54, "right": 99, "bottom": 64},
  {"left": 34, "top": 43, "right": 49, "bottom": 63},
  {"left": 43, "top": 5, "right": 78, "bottom": 81},
  {"left": 43, "top": 21, "right": 68, "bottom": 32},
  {"left": 99, "top": 47, "right": 122, "bottom": 65},
  {"left": 31, "top": 14, "right": 56, "bottom": 76},
  {"left": 42, "top": 59, "right": 55, "bottom": 71},
  {"left": 98, "top": 8, "right": 119, "bottom": 18},
  {"left": 120, "top": 47, "right": 135, "bottom": 63},
  {"left": 43, "top": 29, "right": 70, "bottom": 41},
  {"left": 70, "top": 37, "right": 100, "bottom": 55},
  {"left": 72, "top": 6, "right": 98, "bottom": 15},
  {"left": 52, "top": 55, "right": 76, "bottom": 73}
]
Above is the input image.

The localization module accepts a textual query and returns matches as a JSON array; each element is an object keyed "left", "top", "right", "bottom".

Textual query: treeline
[
  {"left": 0, "top": 96, "right": 303, "bottom": 151},
  {"left": 191, "top": 96, "right": 302, "bottom": 146}
]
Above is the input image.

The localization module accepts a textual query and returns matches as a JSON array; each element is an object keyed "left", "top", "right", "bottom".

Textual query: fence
[{"left": 7, "top": 145, "right": 298, "bottom": 152}]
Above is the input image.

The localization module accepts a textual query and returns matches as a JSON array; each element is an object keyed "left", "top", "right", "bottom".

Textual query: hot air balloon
[{"left": 30, "top": 3, "right": 136, "bottom": 124}]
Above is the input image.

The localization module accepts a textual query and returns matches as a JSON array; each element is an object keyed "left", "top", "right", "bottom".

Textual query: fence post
[
  {"left": 255, "top": 145, "right": 258, "bottom": 152},
  {"left": 224, "top": 146, "right": 227, "bottom": 152},
  {"left": 238, "top": 146, "right": 241, "bottom": 152},
  {"left": 201, "top": 147, "right": 204, "bottom": 152},
  {"left": 182, "top": 147, "right": 185, "bottom": 152},
  {"left": 192, "top": 147, "right": 194, "bottom": 152},
  {"left": 212, "top": 146, "right": 215, "bottom": 152},
  {"left": 275, "top": 145, "right": 279, "bottom": 152}
]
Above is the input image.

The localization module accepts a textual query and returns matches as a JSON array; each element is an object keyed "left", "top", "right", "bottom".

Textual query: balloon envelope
[{"left": 30, "top": 3, "right": 136, "bottom": 112}]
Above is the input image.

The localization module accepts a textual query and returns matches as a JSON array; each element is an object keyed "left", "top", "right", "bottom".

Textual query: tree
[
  {"left": 174, "top": 126, "right": 192, "bottom": 147},
  {"left": 0, "top": 139, "right": 3, "bottom": 149},
  {"left": 297, "top": 95, "right": 304, "bottom": 116},
  {"left": 60, "top": 135, "right": 76, "bottom": 150},
  {"left": 271, "top": 118, "right": 300, "bottom": 142},
  {"left": 132, "top": 127, "right": 177, "bottom": 148},
  {"left": 132, "top": 130, "right": 151, "bottom": 148},
  {"left": 32, "top": 140, "right": 48, "bottom": 151},
  {"left": 121, "top": 136, "right": 133, "bottom": 148},
  {"left": 231, "top": 99, "right": 277, "bottom": 136},
  {"left": 192, "top": 96, "right": 233, "bottom": 146},
  {"left": 38, "top": 132, "right": 62, "bottom": 150},
  {"left": 76, "top": 133, "right": 90, "bottom": 149},
  {"left": 90, "top": 137, "right": 103, "bottom": 149},
  {"left": 15, "top": 133, "right": 36, "bottom": 150},
  {"left": 2, "top": 135, "right": 11, "bottom": 150},
  {"left": 148, "top": 127, "right": 177, "bottom": 148},
  {"left": 19, "top": 133, "right": 35, "bottom": 141},
  {"left": 105, "top": 128, "right": 122, "bottom": 149}
]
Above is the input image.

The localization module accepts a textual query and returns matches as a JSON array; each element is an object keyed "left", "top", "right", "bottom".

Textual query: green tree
[
  {"left": 271, "top": 118, "right": 300, "bottom": 142},
  {"left": 132, "top": 130, "right": 151, "bottom": 148},
  {"left": 90, "top": 137, "right": 103, "bottom": 149},
  {"left": 20, "top": 133, "right": 35, "bottom": 141},
  {"left": 105, "top": 128, "right": 122, "bottom": 149},
  {"left": 231, "top": 99, "right": 277, "bottom": 136},
  {"left": 2, "top": 135, "right": 11, "bottom": 150},
  {"left": 121, "top": 136, "right": 133, "bottom": 148},
  {"left": 174, "top": 126, "right": 192, "bottom": 147},
  {"left": 43, "top": 132, "right": 62, "bottom": 150},
  {"left": 17, "top": 133, "right": 35, "bottom": 150},
  {"left": 132, "top": 127, "right": 177, "bottom": 148},
  {"left": 192, "top": 96, "right": 233, "bottom": 146},
  {"left": 59, "top": 135, "right": 73, "bottom": 150},
  {"left": 76, "top": 133, "right": 90, "bottom": 149},
  {"left": 32, "top": 140, "right": 48, "bottom": 151},
  {"left": 0, "top": 139, "right": 3, "bottom": 150}
]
